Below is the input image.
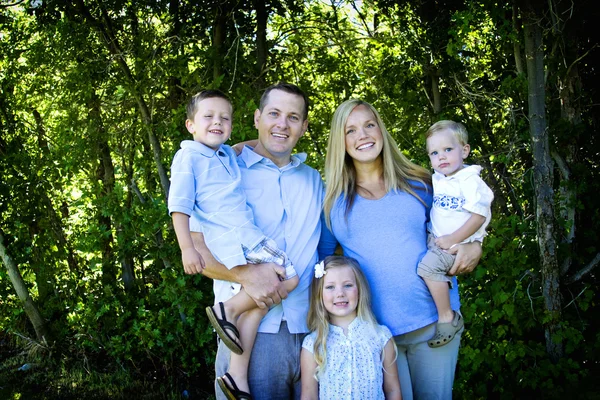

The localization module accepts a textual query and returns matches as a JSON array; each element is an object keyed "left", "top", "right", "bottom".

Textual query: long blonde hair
[
  {"left": 323, "top": 99, "right": 431, "bottom": 229},
  {"left": 307, "top": 256, "right": 378, "bottom": 379}
]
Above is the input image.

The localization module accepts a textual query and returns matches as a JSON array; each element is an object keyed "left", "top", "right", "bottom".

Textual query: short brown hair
[
  {"left": 259, "top": 83, "right": 309, "bottom": 121},
  {"left": 186, "top": 89, "right": 231, "bottom": 120}
]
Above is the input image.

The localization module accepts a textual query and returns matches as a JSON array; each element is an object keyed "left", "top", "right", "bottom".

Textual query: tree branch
[{"left": 565, "top": 252, "right": 600, "bottom": 284}]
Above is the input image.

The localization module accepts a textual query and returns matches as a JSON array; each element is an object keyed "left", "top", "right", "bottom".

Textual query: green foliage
[{"left": 1, "top": 0, "right": 599, "bottom": 398}]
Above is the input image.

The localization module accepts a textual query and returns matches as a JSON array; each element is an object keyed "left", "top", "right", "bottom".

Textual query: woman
[{"left": 318, "top": 99, "right": 481, "bottom": 399}]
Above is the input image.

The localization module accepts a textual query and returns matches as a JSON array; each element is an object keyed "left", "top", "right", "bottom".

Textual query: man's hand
[
  {"left": 448, "top": 241, "right": 482, "bottom": 276},
  {"left": 181, "top": 247, "right": 205, "bottom": 275},
  {"left": 237, "top": 262, "right": 289, "bottom": 309},
  {"left": 190, "top": 232, "right": 290, "bottom": 308}
]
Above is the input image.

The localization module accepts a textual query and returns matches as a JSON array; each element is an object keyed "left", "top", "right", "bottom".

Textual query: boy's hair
[
  {"left": 307, "top": 255, "right": 379, "bottom": 380},
  {"left": 186, "top": 89, "right": 231, "bottom": 120},
  {"left": 426, "top": 120, "right": 469, "bottom": 146},
  {"left": 324, "top": 99, "right": 431, "bottom": 230},
  {"left": 259, "top": 82, "right": 309, "bottom": 121}
]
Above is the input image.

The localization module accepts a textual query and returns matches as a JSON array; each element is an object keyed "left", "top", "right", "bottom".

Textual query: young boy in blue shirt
[{"left": 168, "top": 89, "right": 298, "bottom": 399}]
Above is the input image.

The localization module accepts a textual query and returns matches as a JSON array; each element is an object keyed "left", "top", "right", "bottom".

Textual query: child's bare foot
[{"left": 206, "top": 302, "right": 243, "bottom": 355}]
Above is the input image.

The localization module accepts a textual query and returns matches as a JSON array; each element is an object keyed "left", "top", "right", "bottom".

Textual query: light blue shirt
[
  {"left": 211, "top": 146, "right": 324, "bottom": 334},
  {"left": 319, "top": 182, "right": 460, "bottom": 336},
  {"left": 168, "top": 140, "right": 265, "bottom": 269}
]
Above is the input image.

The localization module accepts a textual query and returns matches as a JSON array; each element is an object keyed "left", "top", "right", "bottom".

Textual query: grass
[{"left": 0, "top": 332, "right": 216, "bottom": 400}]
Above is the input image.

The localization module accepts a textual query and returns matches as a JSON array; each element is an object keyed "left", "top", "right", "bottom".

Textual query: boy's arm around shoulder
[{"left": 190, "top": 232, "right": 289, "bottom": 309}]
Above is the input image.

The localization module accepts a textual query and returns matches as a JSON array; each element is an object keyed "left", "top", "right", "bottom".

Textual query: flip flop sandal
[
  {"left": 427, "top": 311, "right": 464, "bottom": 348},
  {"left": 217, "top": 373, "right": 253, "bottom": 400},
  {"left": 206, "top": 302, "right": 243, "bottom": 355}
]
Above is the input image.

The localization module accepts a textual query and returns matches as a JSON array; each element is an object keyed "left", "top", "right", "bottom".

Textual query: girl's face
[
  {"left": 344, "top": 105, "right": 383, "bottom": 165},
  {"left": 321, "top": 266, "right": 359, "bottom": 327}
]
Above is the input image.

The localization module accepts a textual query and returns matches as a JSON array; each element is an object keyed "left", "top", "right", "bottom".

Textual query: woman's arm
[
  {"left": 317, "top": 213, "right": 339, "bottom": 259},
  {"left": 382, "top": 338, "right": 402, "bottom": 400},
  {"left": 448, "top": 241, "right": 482, "bottom": 276},
  {"left": 300, "top": 348, "right": 319, "bottom": 400}
]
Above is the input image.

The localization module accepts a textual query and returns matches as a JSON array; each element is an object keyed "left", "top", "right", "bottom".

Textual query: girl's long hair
[
  {"left": 306, "top": 256, "right": 378, "bottom": 379},
  {"left": 323, "top": 99, "right": 431, "bottom": 229}
]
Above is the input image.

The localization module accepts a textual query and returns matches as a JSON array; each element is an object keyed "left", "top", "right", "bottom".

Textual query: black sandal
[
  {"left": 206, "top": 302, "right": 243, "bottom": 355},
  {"left": 217, "top": 373, "right": 253, "bottom": 400}
]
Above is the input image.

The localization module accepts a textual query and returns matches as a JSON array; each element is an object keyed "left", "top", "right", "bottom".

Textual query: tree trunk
[
  {"left": 513, "top": 3, "right": 524, "bottom": 75},
  {"left": 213, "top": 3, "right": 227, "bottom": 86},
  {"left": 1, "top": 232, "right": 52, "bottom": 343},
  {"left": 523, "top": 9, "right": 563, "bottom": 362},
  {"left": 255, "top": 0, "right": 268, "bottom": 84},
  {"left": 430, "top": 67, "right": 442, "bottom": 115}
]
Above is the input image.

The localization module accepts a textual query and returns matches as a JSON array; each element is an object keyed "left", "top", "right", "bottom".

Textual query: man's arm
[{"left": 190, "top": 232, "right": 289, "bottom": 309}]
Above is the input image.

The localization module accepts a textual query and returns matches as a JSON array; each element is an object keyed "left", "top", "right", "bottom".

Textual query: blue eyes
[
  {"left": 430, "top": 148, "right": 453, "bottom": 156},
  {"left": 324, "top": 284, "right": 354, "bottom": 289}
]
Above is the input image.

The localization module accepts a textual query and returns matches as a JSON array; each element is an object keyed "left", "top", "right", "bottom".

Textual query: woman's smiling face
[{"left": 344, "top": 105, "right": 384, "bottom": 165}]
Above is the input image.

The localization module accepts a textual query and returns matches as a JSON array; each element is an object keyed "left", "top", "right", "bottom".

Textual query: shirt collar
[
  {"left": 433, "top": 164, "right": 481, "bottom": 181},
  {"left": 239, "top": 145, "right": 307, "bottom": 169},
  {"left": 329, "top": 316, "right": 361, "bottom": 336},
  {"left": 180, "top": 140, "right": 220, "bottom": 157}
]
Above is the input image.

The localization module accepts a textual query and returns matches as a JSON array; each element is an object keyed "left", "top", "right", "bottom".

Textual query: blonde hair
[
  {"left": 425, "top": 120, "right": 469, "bottom": 146},
  {"left": 323, "top": 99, "right": 431, "bottom": 229},
  {"left": 307, "top": 256, "right": 378, "bottom": 379}
]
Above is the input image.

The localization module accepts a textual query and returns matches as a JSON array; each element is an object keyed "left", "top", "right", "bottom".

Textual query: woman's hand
[{"left": 448, "top": 241, "right": 482, "bottom": 276}]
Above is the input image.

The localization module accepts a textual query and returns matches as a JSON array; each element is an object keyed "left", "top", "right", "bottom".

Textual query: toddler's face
[
  {"left": 321, "top": 266, "right": 358, "bottom": 326},
  {"left": 426, "top": 129, "right": 470, "bottom": 177},
  {"left": 186, "top": 97, "right": 233, "bottom": 150}
]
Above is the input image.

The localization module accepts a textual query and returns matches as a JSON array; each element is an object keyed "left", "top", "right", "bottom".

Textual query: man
[{"left": 188, "top": 83, "right": 323, "bottom": 399}]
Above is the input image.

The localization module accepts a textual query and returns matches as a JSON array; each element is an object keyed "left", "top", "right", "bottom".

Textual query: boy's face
[
  {"left": 426, "top": 128, "right": 470, "bottom": 177},
  {"left": 185, "top": 97, "right": 233, "bottom": 150}
]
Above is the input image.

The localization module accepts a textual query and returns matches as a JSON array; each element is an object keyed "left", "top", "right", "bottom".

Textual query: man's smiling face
[{"left": 253, "top": 89, "right": 308, "bottom": 167}]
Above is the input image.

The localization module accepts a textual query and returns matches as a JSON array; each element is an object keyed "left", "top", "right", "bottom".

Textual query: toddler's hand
[
  {"left": 435, "top": 235, "right": 457, "bottom": 250},
  {"left": 181, "top": 247, "right": 205, "bottom": 274}
]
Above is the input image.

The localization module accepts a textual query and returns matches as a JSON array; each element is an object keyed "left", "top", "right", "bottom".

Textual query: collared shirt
[
  {"left": 168, "top": 140, "right": 265, "bottom": 269},
  {"left": 302, "top": 318, "right": 392, "bottom": 400},
  {"left": 429, "top": 165, "right": 494, "bottom": 242},
  {"left": 209, "top": 145, "right": 324, "bottom": 334}
]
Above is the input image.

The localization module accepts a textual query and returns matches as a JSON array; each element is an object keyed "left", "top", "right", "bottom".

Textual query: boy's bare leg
[
  {"left": 222, "top": 275, "right": 299, "bottom": 393},
  {"left": 424, "top": 278, "right": 454, "bottom": 323},
  {"left": 224, "top": 307, "right": 267, "bottom": 393},
  {"left": 212, "top": 274, "right": 299, "bottom": 334}
]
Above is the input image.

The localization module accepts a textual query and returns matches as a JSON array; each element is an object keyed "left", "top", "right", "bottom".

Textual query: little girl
[{"left": 300, "top": 256, "right": 402, "bottom": 400}]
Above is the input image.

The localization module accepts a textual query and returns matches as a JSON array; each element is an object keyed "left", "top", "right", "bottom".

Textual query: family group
[{"left": 167, "top": 83, "right": 493, "bottom": 400}]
